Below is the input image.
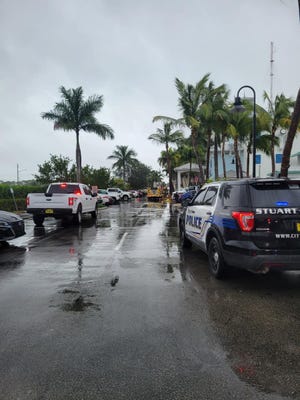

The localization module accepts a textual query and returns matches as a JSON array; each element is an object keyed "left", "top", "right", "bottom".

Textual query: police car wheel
[{"left": 208, "top": 237, "right": 226, "bottom": 279}]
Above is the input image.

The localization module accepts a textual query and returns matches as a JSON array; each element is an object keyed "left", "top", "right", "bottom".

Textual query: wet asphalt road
[{"left": 0, "top": 201, "right": 299, "bottom": 400}]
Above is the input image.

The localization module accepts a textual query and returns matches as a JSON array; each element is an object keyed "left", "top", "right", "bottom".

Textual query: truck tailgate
[{"left": 28, "top": 194, "right": 71, "bottom": 209}]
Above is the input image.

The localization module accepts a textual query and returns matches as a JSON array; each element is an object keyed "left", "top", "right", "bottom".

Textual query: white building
[
  {"left": 256, "top": 131, "right": 300, "bottom": 178},
  {"left": 209, "top": 131, "right": 300, "bottom": 180},
  {"left": 173, "top": 131, "right": 300, "bottom": 190}
]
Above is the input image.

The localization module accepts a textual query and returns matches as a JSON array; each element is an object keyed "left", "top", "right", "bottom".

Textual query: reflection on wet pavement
[
  {"left": 180, "top": 248, "right": 300, "bottom": 398},
  {"left": 0, "top": 201, "right": 299, "bottom": 399}
]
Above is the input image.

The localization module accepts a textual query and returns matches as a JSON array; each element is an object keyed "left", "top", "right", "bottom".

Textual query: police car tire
[{"left": 208, "top": 237, "right": 226, "bottom": 279}]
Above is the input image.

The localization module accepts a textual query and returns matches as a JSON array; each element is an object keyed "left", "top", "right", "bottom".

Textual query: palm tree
[
  {"left": 198, "top": 81, "right": 229, "bottom": 179},
  {"left": 148, "top": 122, "right": 184, "bottom": 194},
  {"left": 147, "top": 170, "right": 163, "bottom": 188},
  {"left": 227, "top": 111, "right": 252, "bottom": 178},
  {"left": 41, "top": 86, "right": 114, "bottom": 182},
  {"left": 281, "top": 88, "right": 300, "bottom": 177},
  {"left": 175, "top": 75, "right": 210, "bottom": 184},
  {"left": 108, "top": 145, "right": 137, "bottom": 182},
  {"left": 263, "top": 91, "right": 294, "bottom": 176}
]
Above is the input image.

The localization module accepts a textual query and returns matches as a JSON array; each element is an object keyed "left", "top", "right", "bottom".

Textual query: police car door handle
[{"left": 206, "top": 211, "right": 212, "bottom": 215}]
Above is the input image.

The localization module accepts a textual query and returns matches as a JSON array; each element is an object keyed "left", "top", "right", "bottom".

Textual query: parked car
[
  {"left": 181, "top": 188, "right": 198, "bottom": 206},
  {"left": 98, "top": 189, "right": 115, "bottom": 204},
  {"left": 172, "top": 190, "right": 185, "bottom": 203},
  {"left": 0, "top": 210, "right": 26, "bottom": 243},
  {"left": 107, "top": 188, "right": 131, "bottom": 201},
  {"left": 97, "top": 191, "right": 114, "bottom": 206},
  {"left": 129, "top": 190, "right": 139, "bottom": 198},
  {"left": 179, "top": 178, "right": 300, "bottom": 279}
]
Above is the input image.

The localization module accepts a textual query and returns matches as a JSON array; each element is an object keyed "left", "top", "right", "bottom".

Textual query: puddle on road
[
  {"left": 96, "top": 219, "right": 111, "bottom": 228},
  {"left": 51, "top": 287, "right": 101, "bottom": 312},
  {"left": 61, "top": 294, "right": 98, "bottom": 312}
]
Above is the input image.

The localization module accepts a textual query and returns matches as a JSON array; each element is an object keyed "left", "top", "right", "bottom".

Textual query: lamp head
[{"left": 232, "top": 96, "right": 246, "bottom": 113}]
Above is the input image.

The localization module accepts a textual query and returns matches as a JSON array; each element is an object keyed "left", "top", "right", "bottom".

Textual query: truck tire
[
  {"left": 33, "top": 215, "right": 45, "bottom": 227},
  {"left": 73, "top": 206, "right": 82, "bottom": 225},
  {"left": 91, "top": 205, "right": 98, "bottom": 219},
  {"left": 122, "top": 194, "right": 129, "bottom": 201}
]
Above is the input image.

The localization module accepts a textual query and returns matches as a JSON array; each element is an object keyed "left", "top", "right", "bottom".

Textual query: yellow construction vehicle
[{"left": 147, "top": 187, "right": 165, "bottom": 202}]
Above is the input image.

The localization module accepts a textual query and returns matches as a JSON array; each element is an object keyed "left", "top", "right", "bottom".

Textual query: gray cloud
[{"left": 1, "top": 0, "right": 299, "bottom": 181}]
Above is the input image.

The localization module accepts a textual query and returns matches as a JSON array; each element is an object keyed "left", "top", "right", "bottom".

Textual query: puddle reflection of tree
[{"left": 158, "top": 204, "right": 183, "bottom": 277}]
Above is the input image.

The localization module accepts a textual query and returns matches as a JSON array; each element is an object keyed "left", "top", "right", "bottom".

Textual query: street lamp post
[{"left": 233, "top": 85, "right": 257, "bottom": 178}]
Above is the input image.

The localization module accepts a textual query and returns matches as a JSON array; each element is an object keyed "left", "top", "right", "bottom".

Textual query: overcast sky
[{"left": 1, "top": 0, "right": 299, "bottom": 181}]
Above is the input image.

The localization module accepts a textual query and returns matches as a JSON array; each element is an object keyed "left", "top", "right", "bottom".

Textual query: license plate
[
  {"left": 45, "top": 209, "right": 53, "bottom": 214},
  {"left": 297, "top": 223, "right": 300, "bottom": 232}
]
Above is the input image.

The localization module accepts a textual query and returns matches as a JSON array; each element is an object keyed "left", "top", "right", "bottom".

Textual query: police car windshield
[{"left": 249, "top": 181, "right": 300, "bottom": 207}]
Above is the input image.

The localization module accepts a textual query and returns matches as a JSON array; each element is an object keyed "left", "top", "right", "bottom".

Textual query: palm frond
[{"left": 82, "top": 123, "right": 114, "bottom": 139}]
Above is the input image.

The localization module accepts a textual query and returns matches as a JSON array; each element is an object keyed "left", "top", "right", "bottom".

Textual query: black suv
[{"left": 179, "top": 178, "right": 300, "bottom": 278}]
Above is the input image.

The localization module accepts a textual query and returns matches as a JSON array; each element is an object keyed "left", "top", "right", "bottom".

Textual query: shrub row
[
  {"left": 0, "top": 184, "right": 47, "bottom": 212},
  {"left": 0, "top": 184, "right": 47, "bottom": 198},
  {"left": 0, "top": 198, "right": 27, "bottom": 212}
]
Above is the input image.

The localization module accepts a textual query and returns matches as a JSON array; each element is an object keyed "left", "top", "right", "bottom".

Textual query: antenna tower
[{"left": 270, "top": 41, "right": 274, "bottom": 109}]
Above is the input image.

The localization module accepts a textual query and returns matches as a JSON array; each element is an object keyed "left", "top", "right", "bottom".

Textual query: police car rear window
[
  {"left": 222, "top": 184, "right": 248, "bottom": 207},
  {"left": 249, "top": 181, "right": 300, "bottom": 207}
]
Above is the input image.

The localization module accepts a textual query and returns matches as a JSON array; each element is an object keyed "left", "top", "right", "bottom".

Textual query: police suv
[{"left": 179, "top": 178, "right": 300, "bottom": 278}]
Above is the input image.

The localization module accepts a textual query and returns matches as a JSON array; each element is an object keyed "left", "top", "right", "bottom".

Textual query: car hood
[{"left": 0, "top": 210, "right": 22, "bottom": 223}]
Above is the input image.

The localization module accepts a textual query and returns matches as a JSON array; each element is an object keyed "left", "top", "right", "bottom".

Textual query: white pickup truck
[
  {"left": 26, "top": 182, "right": 98, "bottom": 226},
  {"left": 107, "top": 188, "right": 131, "bottom": 202}
]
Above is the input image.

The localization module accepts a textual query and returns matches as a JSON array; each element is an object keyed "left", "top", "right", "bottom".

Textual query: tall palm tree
[
  {"left": 108, "top": 145, "right": 137, "bottom": 182},
  {"left": 281, "top": 88, "right": 300, "bottom": 177},
  {"left": 175, "top": 74, "right": 210, "bottom": 184},
  {"left": 228, "top": 100, "right": 276, "bottom": 178},
  {"left": 263, "top": 91, "right": 294, "bottom": 176},
  {"left": 198, "top": 81, "right": 229, "bottom": 179},
  {"left": 41, "top": 86, "right": 114, "bottom": 182},
  {"left": 148, "top": 122, "right": 184, "bottom": 194},
  {"left": 227, "top": 111, "right": 252, "bottom": 178}
]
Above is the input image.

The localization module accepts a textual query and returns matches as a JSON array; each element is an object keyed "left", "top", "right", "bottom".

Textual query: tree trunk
[
  {"left": 234, "top": 137, "right": 239, "bottom": 178},
  {"left": 221, "top": 133, "right": 226, "bottom": 179},
  {"left": 246, "top": 142, "right": 251, "bottom": 178},
  {"left": 167, "top": 156, "right": 173, "bottom": 195},
  {"left": 214, "top": 133, "right": 219, "bottom": 180},
  {"left": 122, "top": 161, "right": 126, "bottom": 182},
  {"left": 205, "top": 130, "right": 211, "bottom": 180},
  {"left": 238, "top": 151, "right": 243, "bottom": 178},
  {"left": 280, "top": 88, "right": 300, "bottom": 177},
  {"left": 191, "top": 127, "right": 205, "bottom": 185},
  {"left": 270, "top": 125, "right": 276, "bottom": 176},
  {"left": 75, "top": 130, "right": 82, "bottom": 182}
]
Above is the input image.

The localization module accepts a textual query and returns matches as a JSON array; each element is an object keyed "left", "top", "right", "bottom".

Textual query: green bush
[
  {"left": 0, "top": 184, "right": 47, "bottom": 199},
  {"left": 0, "top": 198, "right": 27, "bottom": 212},
  {"left": 0, "top": 184, "right": 47, "bottom": 212}
]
